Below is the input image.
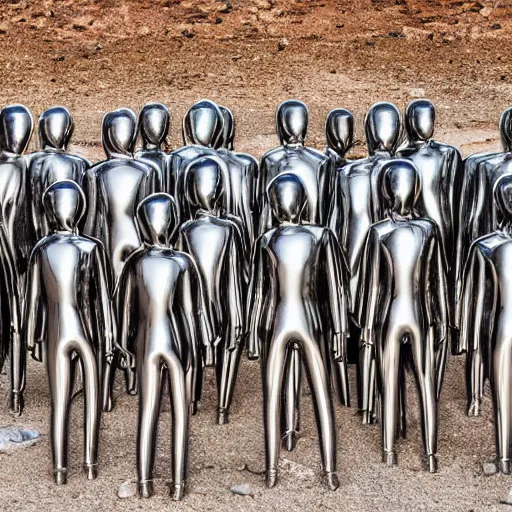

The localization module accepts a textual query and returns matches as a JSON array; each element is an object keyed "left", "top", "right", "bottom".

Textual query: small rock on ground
[
  {"left": 0, "top": 427, "right": 40, "bottom": 452},
  {"left": 118, "top": 481, "right": 137, "bottom": 499},
  {"left": 483, "top": 461, "right": 497, "bottom": 476},
  {"left": 501, "top": 488, "right": 512, "bottom": 505},
  {"left": 230, "top": 483, "right": 253, "bottom": 497}
]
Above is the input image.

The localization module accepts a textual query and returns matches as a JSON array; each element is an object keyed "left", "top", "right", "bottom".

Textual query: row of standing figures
[{"left": 0, "top": 97, "right": 511, "bottom": 500}]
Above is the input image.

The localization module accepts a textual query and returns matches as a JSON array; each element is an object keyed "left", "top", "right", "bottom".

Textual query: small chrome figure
[
  {"left": 27, "top": 106, "right": 92, "bottom": 242},
  {"left": 357, "top": 160, "right": 448, "bottom": 472},
  {"left": 247, "top": 173, "right": 349, "bottom": 490},
  {"left": 0, "top": 104, "right": 34, "bottom": 414},
  {"left": 459, "top": 173, "right": 512, "bottom": 472},
  {"left": 135, "top": 102, "right": 170, "bottom": 192},
  {"left": 325, "top": 108, "right": 354, "bottom": 168},
  {"left": 117, "top": 193, "right": 209, "bottom": 500},
  {"left": 83, "top": 108, "right": 158, "bottom": 400},
  {"left": 25, "top": 180, "right": 115, "bottom": 484},
  {"left": 179, "top": 156, "right": 245, "bottom": 424}
]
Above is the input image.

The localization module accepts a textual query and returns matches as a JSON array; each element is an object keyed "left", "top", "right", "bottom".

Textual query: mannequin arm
[
  {"left": 24, "top": 247, "right": 44, "bottom": 359},
  {"left": 227, "top": 227, "right": 245, "bottom": 351},
  {"left": 117, "top": 263, "right": 135, "bottom": 367}
]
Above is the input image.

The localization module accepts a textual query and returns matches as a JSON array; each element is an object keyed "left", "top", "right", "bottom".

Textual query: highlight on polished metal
[
  {"left": 179, "top": 156, "right": 245, "bottom": 424},
  {"left": 325, "top": 107, "right": 354, "bottom": 167},
  {"left": 117, "top": 192, "right": 208, "bottom": 500},
  {"left": 135, "top": 102, "right": 170, "bottom": 192},
  {"left": 356, "top": 159, "right": 448, "bottom": 473},
  {"left": 247, "top": 172, "right": 349, "bottom": 490},
  {"left": 83, "top": 107, "right": 159, "bottom": 402},
  {"left": 0, "top": 103, "right": 34, "bottom": 415},
  {"left": 328, "top": 101, "right": 401, "bottom": 423},
  {"left": 25, "top": 179, "right": 116, "bottom": 484},
  {"left": 459, "top": 173, "right": 512, "bottom": 473}
]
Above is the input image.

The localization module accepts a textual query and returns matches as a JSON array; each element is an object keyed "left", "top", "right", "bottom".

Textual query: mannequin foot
[
  {"left": 125, "top": 371, "right": 138, "bottom": 396},
  {"left": 266, "top": 468, "right": 278, "bottom": 488},
  {"left": 468, "top": 399, "right": 481, "bottom": 417},
  {"left": 10, "top": 391, "right": 23, "bottom": 416},
  {"left": 54, "top": 468, "right": 68, "bottom": 485},
  {"left": 383, "top": 451, "right": 397, "bottom": 467},
  {"left": 500, "top": 459, "right": 510, "bottom": 474},
  {"left": 283, "top": 431, "right": 297, "bottom": 452},
  {"left": 172, "top": 481, "right": 186, "bottom": 501},
  {"left": 103, "top": 393, "right": 113, "bottom": 413},
  {"left": 190, "top": 402, "right": 198, "bottom": 416},
  {"left": 84, "top": 463, "right": 98, "bottom": 480},
  {"left": 325, "top": 471, "right": 340, "bottom": 491},
  {"left": 218, "top": 409, "right": 229, "bottom": 425},
  {"left": 139, "top": 480, "right": 154, "bottom": 498},
  {"left": 427, "top": 455, "right": 438, "bottom": 473}
]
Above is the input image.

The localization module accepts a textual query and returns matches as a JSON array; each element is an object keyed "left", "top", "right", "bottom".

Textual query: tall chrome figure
[
  {"left": 179, "top": 157, "right": 245, "bottom": 424},
  {"left": 27, "top": 106, "right": 92, "bottom": 242},
  {"left": 325, "top": 108, "right": 354, "bottom": 168},
  {"left": 459, "top": 174, "right": 512, "bottom": 472},
  {"left": 357, "top": 160, "right": 448, "bottom": 472},
  {"left": 25, "top": 180, "right": 115, "bottom": 484},
  {"left": 0, "top": 104, "right": 34, "bottom": 414},
  {"left": 118, "top": 193, "right": 206, "bottom": 500},
  {"left": 247, "top": 173, "right": 349, "bottom": 490},
  {"left": 135, "top": 102, "right": 170, "bottom": 192},
  {"left": 83, "top": 108, "right": 158, "bottom": 401},
  {"left": 328, "top": 101, "right": 401, "bottom": 423}
]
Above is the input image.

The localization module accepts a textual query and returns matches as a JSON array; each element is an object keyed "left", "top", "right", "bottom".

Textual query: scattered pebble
[
  {"left": 501, "top": 488, "right": 512, "bottom": 506},
  {"left": 230, "top": 483, "right": 253, "bottom": 497},
  {"left": 483, "top": 461, "right": 497, "bottom": 476},
  {"left": 408, "top": 88, "right": 426, "bottom": 98},
  {"left": 118, "top": 481, "right": 137, "bottom": 499},
  {"left": 479, "top": 6, "right": 493, "bottom": 17},
  {"left": 0, "top": 427, "right": 40, "bottom": 452},
  {"left": 402, "top": 26, "right": 434, "bottom": 41},
  {"left": 277, "top": 38, "right": 289, "bottom": 51}
]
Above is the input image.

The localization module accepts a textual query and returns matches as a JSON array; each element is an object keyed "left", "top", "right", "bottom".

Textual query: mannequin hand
[
  {"left": 204, "top": 344, "right": 215, "bottom": 367},
  {"left": 333, "top": 332, "right": 347, "bottom": 362},
  {"left": 247, "top": 334, "right": 261, "bottom": 361}
]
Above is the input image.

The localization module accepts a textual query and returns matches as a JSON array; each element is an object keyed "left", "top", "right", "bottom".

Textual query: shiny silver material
[
  {"left": 179, "top": 156, "right": 245, "bottom": 424},
  {"left": 325, "top": 108, "right": 354, "bottom": 167},
  {"left": 328, "top": 101, "right": 401, "bottom": 422},
  {"left": 135, "top": 102, "right": 170, "bottom": 192},
  {"left": 27, "top": 106, "right": 92, "bottom": 242},
  {"left": 117, "top": 193, "right": 208, "bottom": 500},
  {"left": 459, "top": 174, "right": 512, "bottom": 473},
  {"left": 356, "top": 160, "right": 448, "bottom": 472},
  {"left": 83, "top": 108, "right": 158, "bottom": 400},
  {"left": 0, "top": 104, "right": 34, "bottom": 415},
  {"left": 247, "top": 173, "right": 349, "bottom": 490},
  {"left": 25, "top": 180, "right": 115, "bottom": 484}
]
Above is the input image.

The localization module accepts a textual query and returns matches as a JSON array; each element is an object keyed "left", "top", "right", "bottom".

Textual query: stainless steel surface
[{"left": 325, "top": 107, "right": 354, "bottom": 168}]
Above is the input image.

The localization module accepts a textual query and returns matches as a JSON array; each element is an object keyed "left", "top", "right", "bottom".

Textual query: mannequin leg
[
  {"left": 467, "top": 346, "right": 485, "bottom": 417},
  {"left": 282, "top": 345, "right": 301, "bottom": 451}
]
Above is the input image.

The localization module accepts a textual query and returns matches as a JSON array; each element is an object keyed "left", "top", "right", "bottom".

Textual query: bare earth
[{"left": 1, "top": 1, "right": 512, "bottom": 511}]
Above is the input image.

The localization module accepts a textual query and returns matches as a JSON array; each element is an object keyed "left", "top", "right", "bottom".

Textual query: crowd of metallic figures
[{"left": 0, "top": 97, "right": 511, "bottom": 499}]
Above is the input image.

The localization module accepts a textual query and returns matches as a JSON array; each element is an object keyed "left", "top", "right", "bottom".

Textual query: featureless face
[
  {"left": 277, "top": 101, "right": 308, "bottom": 145},
  {"left": 40, "top": 108, "right": 73, "bottom": 149},
  {"left": 496, "top": 175, "right": 512, "bottom": 221},
  {"left": 407, "top": 101, "right": 435, "bottom": 141},
  {"left": 268, "top": 174, "right": 306, "bottom": 223},
  {"left": 102, "top": 109, "right": 136, "bottom": 157},
  {"left": 383, "top": 161, "right": 419, "bottom": 216},
  {"left": 1, "top": 105, "right": 33, "bottom": 155},
  {"left": 365, "top": 102, "right": 401, "bottom": 155},
  {"left": 141, "top": 105, "right": 168, "bottom": 146},
  {"left": 326, "top": 109, "right": 353, "bottom": 155},
  {"left": 183, "top": 101, "right": 223, "bottom": 148},
  {"left": 44, "top": 182, "right": 84, "bottom": 231},
  {"left": 137, "top": 194, "right": 176, "bottom": 246},
  {"left": 188, "top": 158, "right": 222, "bottom": 211}
]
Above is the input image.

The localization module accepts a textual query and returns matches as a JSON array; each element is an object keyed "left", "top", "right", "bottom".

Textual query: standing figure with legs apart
[
  {"left": 0, "top": 104, "right": 34, "bottom": 415},
  {"left": 117, "top": 193, "right": 213, "bottom": 500},
  {"left": 135, "top": 102, "right": 170, "bottom": 193},
  {"left": 24, "top": 180, "right": 115, "bottom": 485},
  {"left": 356, "top": 159, "right": 448, "bottom": 472},
  {"left": 83, "top": 108, "right": 158, "bottom": 406},
  {"left": 179, "top": 156, "right": 245, "bottom": 423},
  {"left": 247, "top": 173, "right": 349, "bottom": 490},
  {"left": 459, "top": 174, "right": 512, "bottom": 472},
  {"left": 328, "top": 102, "right": 401, "bottom": 424}
]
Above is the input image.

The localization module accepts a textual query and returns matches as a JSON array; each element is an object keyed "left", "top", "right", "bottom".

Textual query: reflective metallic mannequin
[
  {"left": 257, "top": 99, "right": 333, "bottom": 449},
  {"left": 218, "top": 105, "right": 258, "bottom": 245},
  {"left": 83, "top": 108, "right": 158, "bottom": 400},
  {"left": 25, "top": 180, "right": 115, "bottom": 484},
  {"left": 398, "top": 99, "right": 463, "bottom": 329},
  {"left": 356, "top": 160, "right": 448, "bottom": 472},
  {"left": 135, "top": 102, "right": 170, "bottom": 192},
  {"left": 27, "top": 106, "right": 92, "bottom": 242},
  {"left": 179, "top": 157, "right": 245, "bottom": 424},
  {"left": 118, "top": 193, "right": 209, "bottom": 500},
  {"left": 328, "top": 101, "right": 401, "bottom": 423},
  {"left": 169, "top": 100, "right": 230, "bottom": 219},
  {"left": 459, "top": 174, "right": 512, "bottom": 472},
  {"left": 247, "top": 173, "right": 349, "bottom": 490},
  {"left": 0, "top": 104, "right": 34, "bottom": 414},
  {"left": 325, "top": 108, "right": 354, "bottom": 168}
]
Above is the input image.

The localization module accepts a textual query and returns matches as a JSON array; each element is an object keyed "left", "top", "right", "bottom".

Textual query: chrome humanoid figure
[
  {"left": 0, "top": 104, "right": 34, "bottom": 414},
  {"left": 83, "top": 108, "right": 158, "bottom": 400},
  {"left": 325, "top": 108, "right": 354, "bottom": 168},
  {"left": 356, "top": 159, "right": 448, "bottom": 472},
  {"left": 179, "top": 156, "right": 245, "bottom": 424},
  {"left": 25, "top": 180, "right": 115, "bottom": 484},
  {"left": 328, "top": 101, "right": 401, "bottom": 423},
  {"left": 247, "top": 173, "right": 349, "bottom": 490},
  {"left": 459, "top": 174, "right": 512, "bottom": 472},
  {"left": 27, "top": 106, "right": 92, "bottom": 242},
  {"left": 169, "top": 100, "right": 230, "bottom": 219},
  {"left": 135, "top": 102, "right": 170, "bottom": 192},
  {"left": 118, "top": 193, "right": 208, "bottom": 500},
  {"left": 218, "top": 105, "right": 258, "bottom": 245}
]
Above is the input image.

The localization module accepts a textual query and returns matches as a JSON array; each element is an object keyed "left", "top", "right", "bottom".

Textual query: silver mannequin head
[
  {"left": 325, "top": 108, "right": 354, "bottom": 157},
  {"left": 186, "top": 156, "right": 223, "bottom": 212},
  {"left": 43, "top": 179, "right": 86, "bottom": 233},
  {"left": 276, "top": 100, "right": 308, "bottom": 146},
  {"left": 182, "top": 100, "right": 224, "bottom": 149},
  {"left": 267, "top": 172, "right": 307, "bottom": 224},
  {"left": 405, "top": 99, "right": 435, "bottom": 142},
  {"left": 0, "top": 104, "right": 33, "bottom": 155},
  {"left": 138, "top": 102, "right": 170, "bottom": 150},
  {"left": 101, "top": 108, "right": 137, "bottom": 159},
  {"left": 38, "top": 106, "right": 74, "bottom": 151},
  {"left": 136, "top": 193, "right": 177, "bottom": 247},
  {"left": 499, "top": 107, "right": 512, "bottom": 152},
  {"left": 364, "top": 102, "right": 401, "bottom": 155},
  {"left": 381, "top": 159, "right": 420, "bottom": 217},
  {"left": 218, "top": 105, "right": 235, "bottom": 150}
]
